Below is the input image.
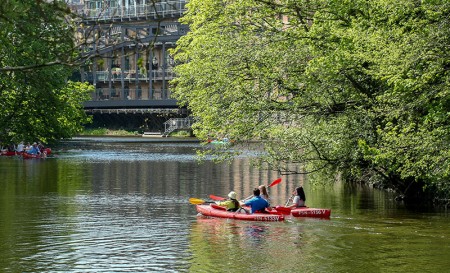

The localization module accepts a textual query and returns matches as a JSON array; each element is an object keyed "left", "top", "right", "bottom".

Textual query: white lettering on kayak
[
  {"left": 296, "top": 210, "right": 327, "bottom": 215},
  {"left": 254, "top": 216, "right": 280, "bottom": 221}
]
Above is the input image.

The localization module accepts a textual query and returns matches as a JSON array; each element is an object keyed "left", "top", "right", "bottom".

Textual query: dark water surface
[{"left": 1, "top": 137, "right": 449, "bottom": 272}]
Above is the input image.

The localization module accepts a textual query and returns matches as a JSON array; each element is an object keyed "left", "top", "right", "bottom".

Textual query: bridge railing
[{"left": 163, "top": 117, "right": 195, "bottom": 136}]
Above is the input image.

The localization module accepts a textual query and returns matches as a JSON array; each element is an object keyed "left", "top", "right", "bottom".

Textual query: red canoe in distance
[
  {"left": 22, "top": 153, "right": 46, "bottom": 159},
  {"left": 22, "top": 148, "right": 52, "bottom": 159},
  {"left": 1, "top": 148, "right": 52, "bottom": 158},
  {"left": 0, "top": 151, "right": 18, "bottom": 156}
]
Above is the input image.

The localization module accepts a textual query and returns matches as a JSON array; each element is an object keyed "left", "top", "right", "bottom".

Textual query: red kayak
[
  {"left": 274, "top": 206, "right": 331, "bottom": 218},
  {"left": 22, "top": 148, "right": 52, "bottom": 159},
  {"left": 22, "top": 153, "right": 46, "bottom": 159},
  {"left": 196, "top": 204, "right": 284, "bottom": 222},
  {"left": 0, "top": 151, "right": 18, "bottom": 156}
]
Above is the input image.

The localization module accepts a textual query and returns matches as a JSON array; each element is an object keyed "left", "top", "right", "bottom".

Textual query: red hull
[
  {"left": 274, "top": 206, "right": 331, "bottom": 218},
  {"left": 1, "top": 148, "right": 51, "bottom": 158},
  {"left": 22, "top": 148, "right": 52, "bottom": 159},
  {"left": 0, "top": 151, "right": 18, "bottom": 156},
  {"left": 22, "top": 153, "right": 46, "bottom": 159},
  {"left": 196, "top": 204, "right": 284, "bottom": 222}
]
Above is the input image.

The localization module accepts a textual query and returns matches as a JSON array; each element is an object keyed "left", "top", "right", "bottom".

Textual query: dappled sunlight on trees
[{"left": 172, "top": 0, "right": 450, "bottom": 202}]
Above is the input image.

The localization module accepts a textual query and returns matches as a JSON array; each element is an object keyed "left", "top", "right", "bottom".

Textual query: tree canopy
[
  {"left": 172, "top": 0, "right": 450, "bottom": 202},
  {"left": 0, "top": 0, "right": 92, "bottom": 144}
]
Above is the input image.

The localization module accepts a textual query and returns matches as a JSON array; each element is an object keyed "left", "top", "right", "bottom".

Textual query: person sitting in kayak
[
  {"left": 287, "top": 186, "right": 306, "bottom": 208},
  {"left": 16, "top": 141, "right": 24, "bottom": 153},
  {"left": 241, "top": 185, "right": 271, "bottom": 205},
  {"left": 258, "top": 185, "right": 270, "bottom": 206},
  {"left": 27, "top": 142, "right": 41, "bottom": 155},
  {"left": 215, "top": 191, "right": 240, "bottom": 212},
  {"left": 240, "top": 188, "right": 270, "bottom": 213}
]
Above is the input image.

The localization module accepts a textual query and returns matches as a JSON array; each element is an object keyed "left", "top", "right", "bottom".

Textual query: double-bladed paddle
[
  {"left": 189, "top": 198, "right": 215, "bottom": 205},
  {"left": 189, "top": 197, "right": 250, "bottom": 214},
  {"left": 285, "top": 195, "right": 295, "bottom": 206},
  {"left": 267, "top": 178, "right": 282, "bottom": 188},
  {"left": 210, "top": 177, "right": 283, "bottom": 202}
]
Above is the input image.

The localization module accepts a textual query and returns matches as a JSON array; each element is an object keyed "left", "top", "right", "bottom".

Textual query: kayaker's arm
[
  {"left": 240, "top": 195, "right": 253, "bottom": 203},
  {"left": 285, "top": 195, "right": 294, "bottom": 206},
  {"left": 237, "top": 207, "right": 249, "bottom": 214}
]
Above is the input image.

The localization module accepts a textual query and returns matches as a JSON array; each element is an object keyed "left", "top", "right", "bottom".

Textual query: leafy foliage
[
  {"left": 172, "top": 0, "right": 450, "bottom": 201},
  {"left": 0, "top": 0, "right": 92, "bottom": 144}
]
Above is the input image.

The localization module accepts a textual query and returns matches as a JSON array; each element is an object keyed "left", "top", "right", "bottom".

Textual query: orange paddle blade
[{"left": 268, "top": 178, "right": 282, "bottom": 187}]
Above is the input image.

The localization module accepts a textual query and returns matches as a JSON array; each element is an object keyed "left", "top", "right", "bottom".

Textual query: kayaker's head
[
  {"left": 228, "top": 191, "right": 237, "bottom": 200},
  {"left": 258, "top": 185, "right": 268, "bottom": 196},
  {"left": 253, "top": 188, "right": 261, "bottom": 197},
  {"left": 295, "top": 186, "right": 306, "bottom": 201}
]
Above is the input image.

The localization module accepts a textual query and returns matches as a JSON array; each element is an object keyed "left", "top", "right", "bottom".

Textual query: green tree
[
  {"left": 172, "top": 0, "right": 450, "bottom": 202},
  {"left": 0, "top": 0, "right": 92, "bottom": 144}
]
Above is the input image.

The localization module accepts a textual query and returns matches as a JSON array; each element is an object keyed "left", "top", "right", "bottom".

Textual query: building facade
[{"left": 67, "top": 0, "right": 189, "bottom": 132}]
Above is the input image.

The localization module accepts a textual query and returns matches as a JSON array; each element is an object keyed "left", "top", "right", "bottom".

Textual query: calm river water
[{"left": 0, "top": 137, "right": 449, "bottom": 273}]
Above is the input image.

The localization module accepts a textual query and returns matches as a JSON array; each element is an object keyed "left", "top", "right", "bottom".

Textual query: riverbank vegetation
[
  {"left": 172, "top": 0, "right": 450, "bottom": 204},
  {"left": 80, "top": 128, "right": 140, "bottom": 136},
  {"left": 0, "top": 1, "right": 93, "bottom": 145},
  {"left": 80, "top": 128, "right": 191, "bottom": 137}
]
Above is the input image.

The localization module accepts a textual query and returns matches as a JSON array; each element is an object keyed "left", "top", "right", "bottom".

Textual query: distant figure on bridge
[{"left": 152, "top": 57, "right": 158, "bottom": 70}]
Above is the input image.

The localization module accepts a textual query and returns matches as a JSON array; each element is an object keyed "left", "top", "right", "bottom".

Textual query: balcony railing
[
  {"left": 91, "top": 88, "right": 170, "bottom": 101},
  {"left": 77, "top": 1, "right": 187, "bottom": 21},
  {"left": 86, "top": 70, "right": 176, "bottom": 82}
]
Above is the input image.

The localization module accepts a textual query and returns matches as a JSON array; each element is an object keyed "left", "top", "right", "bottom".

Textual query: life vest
[{"left": 227, "top": 198, "right": 240, "bottom": 212}]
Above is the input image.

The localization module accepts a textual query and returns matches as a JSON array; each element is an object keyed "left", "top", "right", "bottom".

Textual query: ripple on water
[
  {"left": 20, "top": 194, "right": 191, "bottom": 272},
  {"left": 57, "top": 150, "right": 198, "bottom": 162}
]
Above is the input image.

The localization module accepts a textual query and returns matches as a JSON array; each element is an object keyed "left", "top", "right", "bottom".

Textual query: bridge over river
[{"left": 83, "top": 99, "right": 192, "bottom": 136}]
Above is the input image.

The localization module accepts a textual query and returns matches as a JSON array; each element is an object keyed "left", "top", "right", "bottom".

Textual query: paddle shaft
[
  {"left": 285, "top": 195, "right": 294, "bottom": 206},
  {"left": 241, "top": 178, "right": 282, "bottom": 202}
]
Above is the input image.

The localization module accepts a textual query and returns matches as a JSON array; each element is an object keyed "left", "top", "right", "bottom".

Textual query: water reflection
[
  {"left": 188, "top": 217, "right": 288, "bottom": 272},
  {"left": 1, "top": 192, "right": 194, "bottom": 272},
  {"left": 1, "top": 138, "right": 449, "bottom": 272}
]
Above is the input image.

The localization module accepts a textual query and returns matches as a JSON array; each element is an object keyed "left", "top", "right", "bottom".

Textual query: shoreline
[{"left": 71, "top": 135, "right": 201, "bottom": 143}]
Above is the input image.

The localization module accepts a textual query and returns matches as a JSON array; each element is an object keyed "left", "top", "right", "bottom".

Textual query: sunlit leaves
[
  {"left": 173, "top": 0, "right": 450, "bottom": 200},
  {"left": 0, "top": 0, "right": 93, "bottom": 144}
]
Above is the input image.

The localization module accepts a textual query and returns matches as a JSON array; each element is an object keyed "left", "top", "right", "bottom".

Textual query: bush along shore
[{"left": 80, "top": 128, "right": 141, "bottom": 136}]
